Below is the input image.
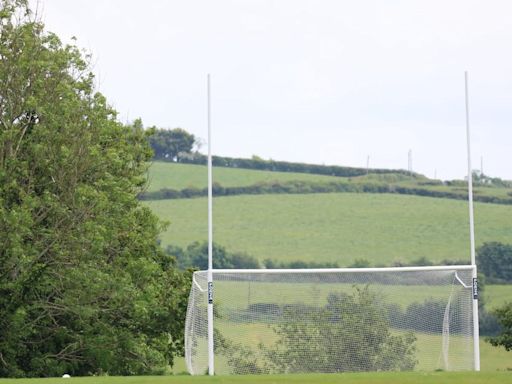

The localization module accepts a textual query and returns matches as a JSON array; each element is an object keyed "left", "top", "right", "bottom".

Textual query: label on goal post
[
  {"left": 208, "top": 282, "right": 213, "bottom": 304},
  {"left": 472, "top": 278, "right": 478, "bottom": 299}
]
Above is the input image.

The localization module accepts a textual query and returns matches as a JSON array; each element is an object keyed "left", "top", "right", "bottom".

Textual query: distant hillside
[
  {"left": 142, "top": 161, "right": 512, "bottom": 205},
  {"left": 145, "top": 193, "right": 512, "bottom": 267},
  {"left": 146, "top": 162, "right": 345, "bottom": 191}
]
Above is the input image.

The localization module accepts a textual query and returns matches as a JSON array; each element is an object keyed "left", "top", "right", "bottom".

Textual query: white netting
[{"left": 185, "top": 267, "right": 475, "bottom": 375}]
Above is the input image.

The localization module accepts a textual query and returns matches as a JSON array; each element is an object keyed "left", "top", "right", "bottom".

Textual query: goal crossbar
[{"left": 210, "top": 265, "right": 475, "bottom": 274}]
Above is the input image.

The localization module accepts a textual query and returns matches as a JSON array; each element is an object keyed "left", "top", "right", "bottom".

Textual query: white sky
[{"left": 35, "top": 0, "right": 512, "bottom": 180}]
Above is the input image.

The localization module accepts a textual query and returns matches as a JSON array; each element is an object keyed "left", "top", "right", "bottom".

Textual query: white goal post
[
  {"left": 193, "top": 72, "right": 481, "bottom": 376},
  {"left": 185, "top": 265, "right": 478, "bottom": 375}
]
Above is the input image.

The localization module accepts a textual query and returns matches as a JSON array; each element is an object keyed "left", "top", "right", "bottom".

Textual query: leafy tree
[
  {"left": 215, "top": 286, "right": 417, "bottom": 374},
  {"left": 489, "top": 302, "right": 512, "bottom": 351},
  {"left": 262, "top": 287, "right": 417, "bottom": 373},
  {"left": 477, "top": 242, "right": 512, "bottom": 283},
  {"left": 167, "top": 241, "right": 260, "bottom": 270},
  {"left": 148, "top": 127, "right": 196, "bottom": 162},
  {"left": 0, "top": 1, "right": 189, "bottom": 377}
]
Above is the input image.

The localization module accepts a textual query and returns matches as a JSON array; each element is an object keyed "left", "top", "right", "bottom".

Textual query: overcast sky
[{"left": 36, "top": 0, "right": 512, "bottom": 180}]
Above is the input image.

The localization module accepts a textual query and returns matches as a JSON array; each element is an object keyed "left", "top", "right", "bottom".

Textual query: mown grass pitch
[{"left": 0, "top": 372, "right": 510, "bottom": 384}]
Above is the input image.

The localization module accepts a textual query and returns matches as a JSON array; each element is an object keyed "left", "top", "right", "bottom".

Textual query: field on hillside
[
  {"left": 145, "top": 193, "right": 512, "bottom": 266},
  {"left": 146, "top": 162, "right": 512, "bottom": 202},
  {"left": 146, "top": 162, "right": 344, "bottom": 191},
  {"left": 484, "top": 285, "right": 512, "bottom": 310},
  {"left": 1, "top": 372, "right": 510, "bottom": 384}
]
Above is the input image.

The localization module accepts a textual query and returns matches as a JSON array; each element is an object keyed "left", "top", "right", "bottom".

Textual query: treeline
[
  {"left": 180, "top": 153, "right": 410, "bottom": 178},
  {"left": 139, "top": 179, "right": 512, "bottom": 205},
  {"left": 147, "top": 128, "right": 512, "bottom": 189},
  {"left": 477, "top": 242, "right": 512, "bottom": 284},
  {"left": 166, "top": 241, "right": 512, "bottom": 277},
  {"left": 166, "top": 242, "right": 260, "bottom": 270},
  {"left": 147, "top": 128, "right": 196, "bottom": 162},
  {"left": 147, "top": 127, "right": 411, "bottom": 178}
]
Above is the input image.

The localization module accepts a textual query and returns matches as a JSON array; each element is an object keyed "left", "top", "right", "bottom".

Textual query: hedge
[{"left": 138, "top": 179, "right": 512, "bottom": 205}]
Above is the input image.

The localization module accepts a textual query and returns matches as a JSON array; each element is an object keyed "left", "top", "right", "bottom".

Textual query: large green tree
[
  {"left": 477, "top": 242, "right": 512, "bottom": 283},
  {"left": 0, "top": 1, "right": 189, "bottom": 377},
  {"left": 148, "top": 127, "right": 196, "bottom": 162}
]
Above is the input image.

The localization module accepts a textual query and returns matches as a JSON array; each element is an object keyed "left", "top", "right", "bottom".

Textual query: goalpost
[
  {"left": 189, "top": 73, "right": 480, "bottom": 375},
  {"left": 185, "top": 265, "right": 477, "bottom": 374}
]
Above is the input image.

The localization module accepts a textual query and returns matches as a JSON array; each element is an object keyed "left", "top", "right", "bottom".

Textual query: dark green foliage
[
  {"left": 179, "top": 153, "right": 412, "bottom": 178},
  {"left": 0, "top": 1, "right": 189, "bottom": 377},
  {"left": 480, "top": 309, "right": 502, "bottom": 337},
  {"left": 488, "top": 303, "right": 512, "bottom": 351},
  {"left": 472, "top": 171, "right": 512, "bottom": 188},
  {"left": 139, "top": 179, "right": 512, "bottom": 205},
  {"left": 385, "top": 299, "right": 446, "bottom": 333},
  {"left": 148, "top": 128, "right": 196, "bottom": 162},
  {"left": 477, "top": 242, "right": 512, "bottom": 283},
  {"left": 166, "top": 242, "right": 260, "bottom": 270}
]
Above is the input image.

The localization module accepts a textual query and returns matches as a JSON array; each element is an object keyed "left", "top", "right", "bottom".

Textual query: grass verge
[{"left": 1, "top": 371, "right": 510, "bottom": 384}]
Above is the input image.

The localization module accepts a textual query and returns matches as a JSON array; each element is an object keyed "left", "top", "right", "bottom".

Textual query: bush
[
  {"left": 216, "top": 286, "right": 417, "bottom": 374},
  {"left": 488, "top": 302, "right": 512, "bottom": 351},
  {"left": 477, "top": 242, "right": 512, "bottom": 283},
  {"left": 166, "top": 242, "right": 260, "bottom": 270}
]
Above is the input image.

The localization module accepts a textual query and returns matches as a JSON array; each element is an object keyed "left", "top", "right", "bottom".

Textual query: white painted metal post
[
  {"left": 207, "top": 74, "right": 215, "bottom": 375},
  {"left": 465, "top": 71, "right": 480, "bottom": 371}
]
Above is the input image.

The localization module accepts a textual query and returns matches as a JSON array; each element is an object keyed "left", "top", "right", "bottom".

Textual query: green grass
[
  {"left": 146, "top": 162, "right": 344, "bottom": 191},
  {"left": 146, "top": 162, "right": 512, "bottom": 203},
  {"left": 1, "top": 372, "right": 510, "bottom": 384},
  {"left": 145, "top": 193, "right": 512, "bottom": 266},
  {"left": 484, "top": 285, "right": 512, "bottom": 310}
]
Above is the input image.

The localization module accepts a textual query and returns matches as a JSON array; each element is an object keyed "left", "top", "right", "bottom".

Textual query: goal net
[{"left": 185, "top": 266, "right": 476, "bottom": 375}]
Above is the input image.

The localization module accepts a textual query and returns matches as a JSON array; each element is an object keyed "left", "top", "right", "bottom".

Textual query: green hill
[
  {"left": 146, "top": 161, "right": 347, "bottom": 191},
  {"left": 145, "top": 193, "right": 512, "bottom": 266},
  {"left": 145, "top": 161, "right": 512, "bottom": 266},
  {"left": 145, "top": 161, "right": 512, "bottom": 204}
]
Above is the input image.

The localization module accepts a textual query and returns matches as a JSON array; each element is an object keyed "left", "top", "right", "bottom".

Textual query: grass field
[
  {"left": 484, "top": 285, "right": 512, "bottom": 310},
  {"left": 146, "top": 162, "right": 512, "bottom": 202},
  {"left": 1, "top": 372, "right": 510, "bottom": 384},
  {"left": 146, "top": 162, "right": 345, "bottom": 191},
  {"left": 145, "top": 193, "right": 512, "bottom": 266},
  {"left": 170, "top": 337, "right": 510, "bottom": 374}
]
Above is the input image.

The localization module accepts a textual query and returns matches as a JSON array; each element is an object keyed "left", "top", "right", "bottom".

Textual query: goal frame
[
  {"left": 188, "top": 264, "right": 479, "bottom": 374},
  {"left": 201, "top": 72, "right": 480, "bottom": 374}
]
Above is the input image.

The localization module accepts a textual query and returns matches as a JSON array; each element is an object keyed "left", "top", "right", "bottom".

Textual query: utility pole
[{"left": 408, "top": 149, "right": 413, "bottom": 175}]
